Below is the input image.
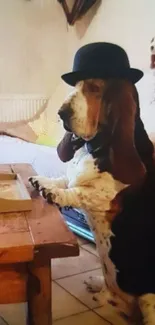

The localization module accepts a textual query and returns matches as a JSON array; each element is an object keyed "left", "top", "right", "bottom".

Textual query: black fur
[
  {"left": 110, "top": 174, "right": 155, "bottom": 295},
  {"left": 72, "top": 118, "right": 155, "bottom": 296},
  {"left": 110, "top": 117, "right": 155, "bottom": 296}
]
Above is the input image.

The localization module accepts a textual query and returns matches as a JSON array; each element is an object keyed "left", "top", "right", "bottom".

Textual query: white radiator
[{"left": 0, "top": 94, "right": 49, "bottom": 125}]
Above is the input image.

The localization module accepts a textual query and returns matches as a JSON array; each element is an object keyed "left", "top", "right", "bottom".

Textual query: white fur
[
  {"left": 138, "top": 294, "right": 155, "bottom": 325},
  {"left": 63, "top": 81, "right": 97, "bottom": 139},
  {"left": 29, "top": 145, "right": 155, "bottom": 325}
]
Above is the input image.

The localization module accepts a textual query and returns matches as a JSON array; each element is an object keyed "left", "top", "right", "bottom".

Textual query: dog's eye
[{"left": 87, "top": 83, "right": 101, "bottom": 93}]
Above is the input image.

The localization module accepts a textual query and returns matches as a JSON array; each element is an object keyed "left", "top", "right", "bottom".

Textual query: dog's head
[
  {"left": 58, "top": 79, "right": 137, "bottom": 141},
  {"left": 58, "top": 78, "right": 146, "bottom": 185},
  {"left": 58, "top": 79, "right": 106, "bottom": 140}
]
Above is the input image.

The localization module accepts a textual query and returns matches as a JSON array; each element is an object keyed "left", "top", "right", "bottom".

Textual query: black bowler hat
[{"left": 61, "top": 42, "right": 143, "bottom": 86}]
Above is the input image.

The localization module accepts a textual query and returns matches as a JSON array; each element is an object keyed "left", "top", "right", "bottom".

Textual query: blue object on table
[{"left": 61, "top": 207, "right": 95, "bottom": 243}]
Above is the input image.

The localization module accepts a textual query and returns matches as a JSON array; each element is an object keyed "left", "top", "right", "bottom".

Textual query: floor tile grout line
[
  {"left": 52, "top": 267, "right": 102, "bottom": 281},
  {"left": 52, "top": 281, "right": 91, "bottom": 312},
  {"left": 80, "top": 244, "right": 99, "bottom": 258},
  {"left": 53, "top": 307, "right": 113, "bottom": 324},
  {"left": 52, "top": 280, "right": 113, "bottom": 323},
  {"left": 93, "top": 309, "right": 113, "bottom": 325},
  {"left": 53, "top": 309, "right": 99, "bottom": 323},
  {"left": 53, "top": 279, "right": 104, "bottom": 312},
  {"left": 80, "top": 244, "right": 99, "bottom": 257},
  {"left": 52, "top": 241, "right": 112, "bottom": 324},
  {"left": 81, "top": 247, "right": 98, "bottom": 257}
]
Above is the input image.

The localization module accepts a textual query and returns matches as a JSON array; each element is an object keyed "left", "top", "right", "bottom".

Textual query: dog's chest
[
  {"left": 66, "top": 146, "right": 126, "bottom": 195},
  {"left": 66, "top": 145, "right": 129, "bottom": 299},
  {"left": 66, "top": 145, "right": 99, "bottom": 187}
]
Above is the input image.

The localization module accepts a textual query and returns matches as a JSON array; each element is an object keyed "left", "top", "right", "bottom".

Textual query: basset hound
[{"left": 29, "top": 79, "right": 155, "bottom": 325}]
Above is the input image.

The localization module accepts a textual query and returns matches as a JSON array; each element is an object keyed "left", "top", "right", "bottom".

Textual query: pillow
[{"left": 0, "top": 94, "right": 65, "bottom": 147}]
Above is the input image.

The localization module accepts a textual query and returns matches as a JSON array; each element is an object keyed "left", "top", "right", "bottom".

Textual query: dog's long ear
[{"left": 106, "top": 81, "right": 146, "bottom": 185}]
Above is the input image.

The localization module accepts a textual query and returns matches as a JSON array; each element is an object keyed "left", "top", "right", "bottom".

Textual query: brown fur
[
  {"left": 81, "top": 79, "right": 105, "bottom": 136},
  {"left": 81, "top": 79, "right": 146, "bottom": 185}
]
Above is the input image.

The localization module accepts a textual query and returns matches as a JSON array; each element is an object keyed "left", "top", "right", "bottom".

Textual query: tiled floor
[{"left": 52, "top": 236, "right": 109, "bottom": 325}]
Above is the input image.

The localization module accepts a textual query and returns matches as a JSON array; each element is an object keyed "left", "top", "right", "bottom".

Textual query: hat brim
[{"left": 61, "top": 68, "right": 143, "bottom": 86}]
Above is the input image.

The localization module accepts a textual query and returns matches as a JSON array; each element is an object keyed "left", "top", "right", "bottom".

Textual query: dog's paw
[
  {"left": 41, "top": 188, "right": 54, "bottom": 203},
  {"left": 40, "top": 187, "right": 60, "bottom": 208},
  {"left": 84, "top": 275, "right": 105, "bottom": 293},
  {"left": 29, "top": 176, "right": 42, "bottom": 190},
  {"left": 92, "top": 291, "right": 134, "bottom": 324},
  {"left": 28, "top": 176, "right": 53, "bottom": 192},
  {"left": 92, "top": 289, "right": 113, "bottom": 306},
  {"left": 92, "top": 291, "right": 107, "bottom": 304}
]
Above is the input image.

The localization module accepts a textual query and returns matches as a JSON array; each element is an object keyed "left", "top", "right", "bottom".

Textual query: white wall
[
  {"left": 0, "top": 0, "right": 155, "bottom": 135},
  {"left": 1, "top": 0, "right": 154, "bottom": 92},
  {"left": 0, "top": 0, "right": 69, "bottom": 94},
  {"left": 1, "top": 0, "right": 154, "bottom": 94},
  {"left": 60, "top": 0, "right": 155, "bottom": 134},
  {"left": 65, "top": 0, "right": 155, "bottom": 70}
]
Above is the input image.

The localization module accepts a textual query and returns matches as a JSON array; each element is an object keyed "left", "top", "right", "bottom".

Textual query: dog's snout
[{"left": 58, "top": 106, "right": 73, "bottom": 121}]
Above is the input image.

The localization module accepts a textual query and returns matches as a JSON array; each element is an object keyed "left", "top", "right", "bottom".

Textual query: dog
[{"left": 29, "top": 79, "right": 155, "bottom": 325}]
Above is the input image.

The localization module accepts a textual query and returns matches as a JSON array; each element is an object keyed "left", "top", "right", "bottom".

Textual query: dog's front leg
[
  {"left": 138, "top": 293, "right": 155, "bottom": 325},
  {"left": 41, "top": 186, "right": 83, "bottom": 208},
  {"left": 29, "top": 176, "right": 68, "bottom": 191}
]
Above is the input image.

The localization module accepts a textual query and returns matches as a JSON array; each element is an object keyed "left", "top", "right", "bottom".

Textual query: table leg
[{"left": 27, "top": 257, "right": 52, "bottom": 325}]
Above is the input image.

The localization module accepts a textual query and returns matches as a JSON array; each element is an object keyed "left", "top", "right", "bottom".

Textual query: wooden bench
[{"left": 0, "top": 163, "right": 79, "bottom": 325}]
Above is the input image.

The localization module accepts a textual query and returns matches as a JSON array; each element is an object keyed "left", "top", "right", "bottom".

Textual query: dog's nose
[
  {"left": 58, "top": 106, "right": 73, "bottom": 121},
  {"left": 151, "top": 45, "right": 154, "bottom": 51}
]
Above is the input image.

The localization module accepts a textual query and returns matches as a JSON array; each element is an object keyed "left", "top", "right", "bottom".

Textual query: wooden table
[{"left": 0, "top": 163, "right": 79, "bottom": 325}]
